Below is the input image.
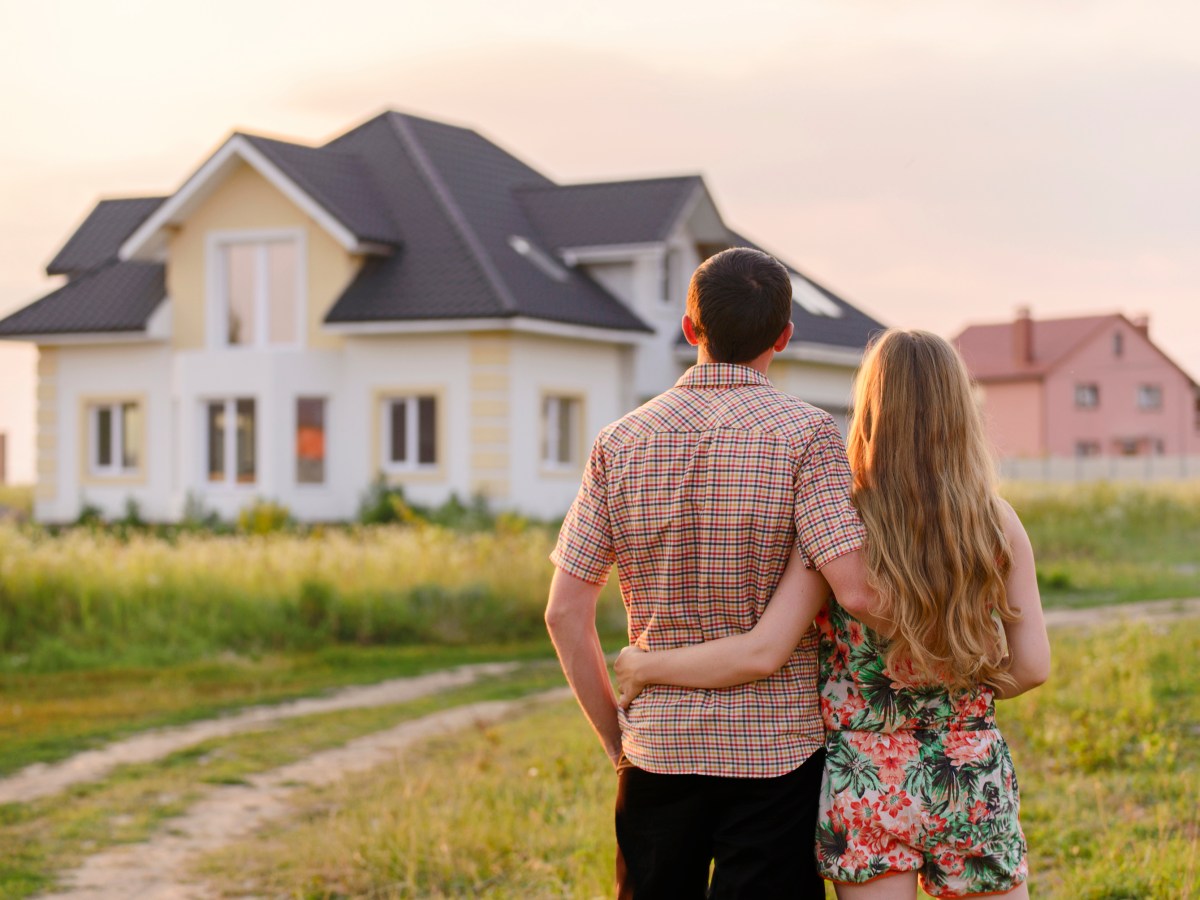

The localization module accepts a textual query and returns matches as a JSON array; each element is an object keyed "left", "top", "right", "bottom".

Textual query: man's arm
[
  {"left": 820, "top": 549, "right": 894, "bottom": 636},
  {"left": 545, "top": 568, "right": 622, "bottom": 769}
]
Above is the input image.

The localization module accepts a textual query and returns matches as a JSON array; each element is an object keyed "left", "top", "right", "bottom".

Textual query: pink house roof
[{"left": 955, "top": 314, "right": 1122, "bottom": 382}]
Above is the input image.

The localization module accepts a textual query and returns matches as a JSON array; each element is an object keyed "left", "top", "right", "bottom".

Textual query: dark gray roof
[
  {"left": 0, "top": 262, "right": 165, "bottom": 336},
  {"left": 516, "top": 177, "right": 702, "bottom": 249},
  {"left": 676, "top": 235, "right": 886, "bottom": 352},
  {"left": 9, "top": 110, "right": 883, "bottom": 343},
  {"left": 322, "top": 113, "right": 651, "bottom": 332},
  {"left": 241, "top": 135, "right": 403, "bottom": 247},
  {"left": 46, "top": 197, "right": 165, "bottom": 276}
]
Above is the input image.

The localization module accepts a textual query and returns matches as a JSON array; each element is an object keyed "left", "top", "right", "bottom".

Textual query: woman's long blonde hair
[{"left": 847, "top": 329, "right": 1016, "bottom": 691}]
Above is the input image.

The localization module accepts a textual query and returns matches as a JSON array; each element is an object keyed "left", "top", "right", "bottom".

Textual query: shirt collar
[{"left": 675, "top": 363, "right": 772, "bottom": 391}]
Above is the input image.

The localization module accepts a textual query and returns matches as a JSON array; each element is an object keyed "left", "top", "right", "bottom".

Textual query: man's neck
[{"left": 695, "top": 346, "right": 774, "bottom": 376}]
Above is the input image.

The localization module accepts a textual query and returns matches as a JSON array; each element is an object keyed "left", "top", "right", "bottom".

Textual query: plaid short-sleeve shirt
[{"left": 551, "top": 363, "right": 866, "bottom": 778}]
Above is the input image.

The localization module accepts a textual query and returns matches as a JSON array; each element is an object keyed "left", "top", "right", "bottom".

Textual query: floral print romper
[{"left": 814, "top": 600, "right": 1028, "bottom": 897}]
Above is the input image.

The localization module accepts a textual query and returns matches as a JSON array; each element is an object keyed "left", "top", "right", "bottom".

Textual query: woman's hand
[{"left": 613, "top": 646, "right": 649, "bottom": 710}]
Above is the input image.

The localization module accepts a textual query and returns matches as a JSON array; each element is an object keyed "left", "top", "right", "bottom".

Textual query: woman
[{"left": 614, "top": 329, "right": 1051, "bottom": 899}]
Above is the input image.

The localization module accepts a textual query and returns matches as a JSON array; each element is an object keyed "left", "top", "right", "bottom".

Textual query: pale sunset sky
[{"left": 1, "top": 0, "right": 1198, "bottom": 480}]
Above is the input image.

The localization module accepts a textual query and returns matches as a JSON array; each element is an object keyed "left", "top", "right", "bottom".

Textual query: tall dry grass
[{"left": 0, "top": 523, "right": 623, "bottom": 670}]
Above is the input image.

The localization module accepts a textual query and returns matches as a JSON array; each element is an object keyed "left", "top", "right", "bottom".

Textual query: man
[{"left": 546, "top": 247, "right": 875, "bottom": 897}]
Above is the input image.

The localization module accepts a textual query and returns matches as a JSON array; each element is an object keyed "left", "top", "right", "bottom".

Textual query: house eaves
[{"left": 0, "top": 262, "right": 166, "bottom": 338}]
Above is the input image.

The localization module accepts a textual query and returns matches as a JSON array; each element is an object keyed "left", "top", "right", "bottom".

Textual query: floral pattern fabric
[{"left": 814, "top": 600, "right": 1028, "bottom": 898}]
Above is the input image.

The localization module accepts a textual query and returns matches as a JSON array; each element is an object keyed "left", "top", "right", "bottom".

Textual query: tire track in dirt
[
  {"left": 0, "top": 662, "right": 520, "bottom": 805},
  {"left": 1042, "top": 596, "right": 1200, "bottom": 629},
  {"left": 36, "top": 688, "right": 572, "bottom": 900}
]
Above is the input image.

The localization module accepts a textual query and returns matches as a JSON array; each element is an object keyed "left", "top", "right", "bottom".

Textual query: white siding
[
  {"left": 509, "top": 334, "right": 626, "bottom": 519},
  {"left": 42, "top": 343, "right": 174, "bottom": 522}
]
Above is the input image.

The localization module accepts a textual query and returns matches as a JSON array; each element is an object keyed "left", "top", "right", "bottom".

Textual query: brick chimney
[
  {"left": 1131, "top": 314, "right": 1150, "bottom": 337},
  {"left": 1013, "top": 306, "right": 1033, "bottom": 365}
]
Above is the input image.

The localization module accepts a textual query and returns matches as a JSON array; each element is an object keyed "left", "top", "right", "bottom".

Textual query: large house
[
  {"left": 0, "top": 111, "right": 883, "bottom": 523},
  {"left": 956, "top": 308, "right": 1200, "bottom": 460}
]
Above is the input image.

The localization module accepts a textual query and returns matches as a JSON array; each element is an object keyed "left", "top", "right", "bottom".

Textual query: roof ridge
[
  {"left": 517, "top": 174, "right": 704, "bottom": 193},
  {"left": 94, "top": 195, "right": 168, "bottom": 204},
  {"left": 385, "top": 113, "right": 519, "bottom": 315},
  {"left": 242, "top": 132, "right": 364, "bottom": 161},
  {"left": 960, "top": 312, "right": 1122, "bottom": 332}
]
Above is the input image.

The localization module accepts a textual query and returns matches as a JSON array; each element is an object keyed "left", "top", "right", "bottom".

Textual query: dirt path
[
  {"left": 19, "top": 596, "right": 1200, "bottom": 899},
  {"left": 0, "top": 661, "right": 519, "bottom": 806},
  {"left": 37, "top": 687, "right": 572, "bottom": 900},
  {"left": 1042, "top": 596, "right": 1200, "bottom": 629},
  {"left": 7, "top": 597, "right": 1196, "bottom": 809}
]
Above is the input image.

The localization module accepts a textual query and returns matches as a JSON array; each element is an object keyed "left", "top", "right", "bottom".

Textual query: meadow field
[
  {"left": 0, "top": 481, "right": 1197, "bottom": 897},
  {"left": 194, "top": 618, "right": 1200, "bottom": 899}
]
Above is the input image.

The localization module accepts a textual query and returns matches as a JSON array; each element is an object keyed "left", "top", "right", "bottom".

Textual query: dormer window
[
  {"left": 211, "top": 231, "right": 303, "bottom": 349},
  {"left": 790, "top": 275, "right": 843, "bottom": 318}
]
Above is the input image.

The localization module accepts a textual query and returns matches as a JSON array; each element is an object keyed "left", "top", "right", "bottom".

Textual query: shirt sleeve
[
  {"left": 550, "top": 435, "right": 616, "bottom": 585},
  {"left": 794, "top": 415, "right": 866, "bottom": 569}
]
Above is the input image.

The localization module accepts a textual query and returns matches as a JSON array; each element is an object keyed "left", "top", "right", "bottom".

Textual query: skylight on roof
[
  {"left": 790, "top": 274, "right": 843, "bottom": 318},
  {"left": 509, "top": 235, "right": 570, "bottom": 282}
]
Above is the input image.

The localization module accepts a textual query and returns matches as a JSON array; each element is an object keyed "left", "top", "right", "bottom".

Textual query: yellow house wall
[
  {"left": 34, "top": 347, "right": 58, "bottom": 502},
  {"left": 166, "top": 161, "right": 360, "bottom": 351},
  {"left": 468, "top": 333, "right": 512, "bottom": 501}
]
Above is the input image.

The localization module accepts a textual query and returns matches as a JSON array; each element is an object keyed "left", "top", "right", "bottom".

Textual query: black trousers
[{"left": 615, "top": 748, "right": 826, "bottom": 899}]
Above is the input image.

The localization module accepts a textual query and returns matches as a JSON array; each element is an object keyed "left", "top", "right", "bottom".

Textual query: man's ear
[
  {"left": 681, "top": 315, "right": 701, "bottom": 347},
  {"left": 773, "top": 321, "right": 795, "bottom": 353}
]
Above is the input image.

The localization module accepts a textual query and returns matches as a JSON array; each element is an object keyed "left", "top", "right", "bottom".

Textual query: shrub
[{"left": 237, "top": 499, "right": 293, "bottom": 535}]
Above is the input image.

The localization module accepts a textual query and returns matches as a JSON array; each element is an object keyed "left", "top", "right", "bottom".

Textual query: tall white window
[
  {"left": 382, "top": 395, "right": 437, "bottom": 471},
  {"left": 542, "top": 396, "right": 581, "bottom": 468},
  {"left": 89, "top": 402, "right": 142, "bottom": 476},
  {"left": 218, "top": 238, "right": 299, "bottom": 348},
  {"left": 296, "top": 397, "right": 326, "bottom": 485},
  {"left": 206, "top": 398, "right": 256, "bottom": 486}
]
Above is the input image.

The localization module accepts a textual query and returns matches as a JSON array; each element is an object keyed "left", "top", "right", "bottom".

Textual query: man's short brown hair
[{"left": 686, "top": 247, "right": 793, "bottom": 363}]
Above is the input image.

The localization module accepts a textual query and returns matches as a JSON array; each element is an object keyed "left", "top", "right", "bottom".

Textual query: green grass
[
  {"left": 1006, "top": 481, "right": 1200, "bottom": 608},
  {"left": 0, "top": 662, "right": 567, "bottom": 900},
  {"left": 0, "top": 641, "right": 564, "bottom": 777},
  {"left": 195, "top": 619, "right": 1200, "bottom": 900},
  {"left": 0, "top": 482, "right": 1196, "bottom": 680}
]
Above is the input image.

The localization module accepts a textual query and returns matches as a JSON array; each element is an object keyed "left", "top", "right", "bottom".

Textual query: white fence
[{"left": 998, "top": 455, "right": 1200, "bottom": 483}]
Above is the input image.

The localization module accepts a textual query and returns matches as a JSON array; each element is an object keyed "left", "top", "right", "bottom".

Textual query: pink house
[{"left": 955, "top": 310, "right": 1200, "bottom": 459}]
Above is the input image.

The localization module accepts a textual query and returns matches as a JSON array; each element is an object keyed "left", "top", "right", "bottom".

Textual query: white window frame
[
  {"left": 541, "top": 394, "right": 583, "bottom": 472},
  {"left": 206, "top": 228, "right": 307, "bottom": 351},
  {"left": 202, "top": 397, "right": 258, "bottom": 489},
  {"left": 380, "top": 394, "right": 439, "bottom": 473},
  {"left": 88, "top": 401, "right": 141, "bottom": 477}
]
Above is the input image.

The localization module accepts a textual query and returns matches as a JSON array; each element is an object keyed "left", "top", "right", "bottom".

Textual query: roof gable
[{"left": 120, "top": 134, "right": 401, "bottom": 262}]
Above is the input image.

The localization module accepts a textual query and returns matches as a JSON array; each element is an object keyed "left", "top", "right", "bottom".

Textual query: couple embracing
[{"left": 545, "top": 248, "right": 1051, "bottom": 899}]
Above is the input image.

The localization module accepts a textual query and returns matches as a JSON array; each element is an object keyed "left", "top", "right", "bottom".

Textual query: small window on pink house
[
  {"left": 1113, "top": 332, "right": 1123, "bottom": 357},
  {"left": 1137, "top": 385, "right": 1162, "bottom": 411},
  {"left": 1075, "top": 441, "right": 1101, "bottom": 458},
  {"left": 1075, "top": 384, "right": 1100, "bottom": 409}
]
